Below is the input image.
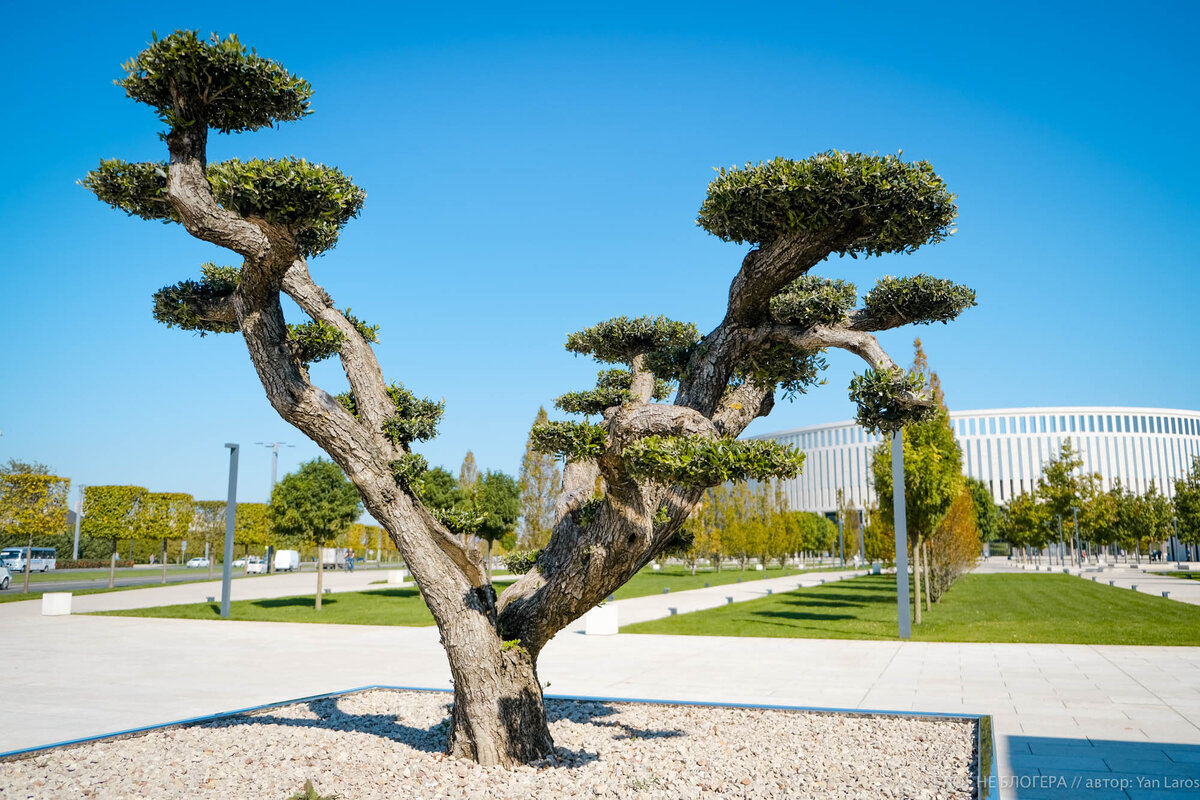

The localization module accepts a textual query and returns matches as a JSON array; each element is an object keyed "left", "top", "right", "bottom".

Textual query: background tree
[
  {"left": 966, "top": 477, "right": 1001, "bottom": 549},
  {"left": 471, "top": 470, "right": 520, "bottom": 579},
  {"left": 1037, "top": 438, "right": 1097, "bottom": 549},
  {"left": 872, "top": 339, "right": 962, "bottom": 622},
  {"left": 1001, "top": 491, "right": 1049, "bottom": 562},
  {"left": 417, "top": 467, "right": 462, "bottom": 514},
  {"left": 192, "top": 500, "right": 226, "bottom": 578},
  {"left": 235, "top": 502, "right": 272, "bottom": 556},
  {"left": 458, "top": 451, "right": 480, "bottom": 497},
  {"left": 269, "top": 459, "right": 362, "bottom": 609},
  {"left": 0, "top": 472, "right": 70, "bottom": 592},
  {"left": 81, "top": 485, "right": 146, "bottom": 587},
  {"left": 518, "top": 407, "right": 561, "bottom": 550},
  {"left": 1173, "top": 457, "right": 1200, "bottom": 560},
  {"left": 143, "top": 492, "right": 194, "bottom": 583},
  {"left": 86, "top": 31, "right": 968, "bottom": 765}
]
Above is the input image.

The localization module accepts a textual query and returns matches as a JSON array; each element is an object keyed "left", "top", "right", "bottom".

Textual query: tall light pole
[
  {"left": 220, "top": 443, "right": 239, "bottom": 619},
  {"left": 73, "top": 485, "right": 86, "bottom": 560},
  {"left": 892, "top": 429, "right": 911, "bottom": 640},
  {"left": 858, "top": 508, "right": 866, "bottom": 567},
  {"left": 1072, "top": 506, "right": 1081, "bottom": 567},
  {"left": 255, "top": 442, "right": 293, "bottom": 572},
  {"left": 837, "top": 507, "right": 845, "bottom": 568}
]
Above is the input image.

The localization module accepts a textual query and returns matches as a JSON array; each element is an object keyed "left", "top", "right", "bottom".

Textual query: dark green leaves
[
  {"left": 119, "top": 30, "right": 312, "bottom": 134},
  {"left": 152, "top": 263, "right": 240, "bottom": 334},
  {"left": 697, "top": 152, "right": 957, "bottom": 254},
  {"left": 555, "top": 368, "right": 673, "bottom": 416},
  {"left": 623, "top": 436, "right": 805, "bottom": 488},
  {"left": 206, "top": 158, "right": 365, "bottom": 257},
  {"left": 389, "top": 453, "right": 429, "bottom": 487},
  {"left": 770, "top": 276, "right": 858, "bottom": 328},
  {"left": 848, "top": 367, "right": 935, "bottom": 434},
  {"left": 861, "top": 275, "right": 977, "bottom": 328},
  {"left": 82, "top": 160, "right": 177, "bottom": 222},
  {"left": 382, "top": 383, "right": 444, "bottom": 447},
  {"left": 733, "top": 341, "right": 827, "bottom": 398},
  {"left": 502, "top": 549, "right": 540, "bottom": 574},
  {"left": 566, "top": 316, "right": 699, "bottom": 366},
  {"left": 530, "top": 421, "right": 608, "bottom": 462},
  {"left": 287, "top": 310, "right": 378, "bottom": 365},
  {"left": 84, "top": 157, "right": 366, "bottom": 257}
]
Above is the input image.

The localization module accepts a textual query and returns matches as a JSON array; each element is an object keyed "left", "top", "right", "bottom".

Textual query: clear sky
[{"left": 1, "top": 1, "right": 1197, "bottom": 510}]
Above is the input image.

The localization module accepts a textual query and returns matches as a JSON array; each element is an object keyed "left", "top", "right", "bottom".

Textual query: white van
[
  {"left": 0, "top": 547, "right": 56, "bottom": 573},
  {"left": 273, "top": 550, "right": 300, "bottom": 572}
]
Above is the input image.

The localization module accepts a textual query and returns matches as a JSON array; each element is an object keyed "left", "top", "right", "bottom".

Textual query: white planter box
[
  {"left": 585, "top": 604, "right": 618, "bottom": 635},
  {"left": 387, "top": 570, "right": 409, "bottom": 586},
  {"left": 42, "top": 592, "right": 72, "bottom": 616}
]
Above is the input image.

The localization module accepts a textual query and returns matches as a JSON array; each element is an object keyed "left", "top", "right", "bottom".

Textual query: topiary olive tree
[{"left": 85, "top": 31, "right": 975, "bottom": 767}]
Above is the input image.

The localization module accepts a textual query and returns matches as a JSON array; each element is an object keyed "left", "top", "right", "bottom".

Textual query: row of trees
[
  {"left": 872, "top": 341, "right": 986, "bottom": 623},
  {"left": 1001, "top": 443, "right": 1200, "bottom": 563},
  {"left": 678, "top": 481, "right": 838, "bottom": 570}
]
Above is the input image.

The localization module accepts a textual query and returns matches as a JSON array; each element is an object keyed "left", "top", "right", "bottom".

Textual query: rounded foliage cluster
[
  {"left": 770, "top": 276, "right": 858, "bottom": 328},
  {"left": 381, "top": 383, "right": 444, "bottom": 447},
  {"left": 697, "top": 152, "right": 957, "bottom": 253},
  {"left": 622, "top": 435, "right": 805, "bottom": 488},
  {"left": 861, "top": 274, "right": 976, "bottom": 327},
  {"left": 152, "top": 263, "right": 241, "bottom": 334},
  {"left": 734, "top": 341, "right": 827, "bottom": 398},
  {"left": 207, "top": 158, "right": 365, "bottom": 257},
  {"left": 530, "top": 421, "right": 608, "bottom": 463},
  {"left": 848, "top": 367, "right": 936, "bottom": 434},
  {"left": 119, "top": 30, "right": 312, "bottom": 134},
  {"left": 566, "top": 316, "right": 699, "bottom": 365},
  {"left": 83, "top": 160, "right": 177, "bottom": 222},
  {"left": 555, "top": 368, "right": 673, "bottom": 416}
]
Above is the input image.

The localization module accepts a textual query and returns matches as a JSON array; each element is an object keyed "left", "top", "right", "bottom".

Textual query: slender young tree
[
  {"left": 1173, "top": 457, "right": 1200, "bottom": 558},
  {"left": 191, "top": 501, "right": 225, "bottom": 576},
  {"left": 517, "top": 407, "right": 561, "bottom": 550},
  {"left": 269, "top": 458, "right": 362, "bottom": 608},
  {"left": 85, "top": 31, "right": 970, "bottom": 766}
]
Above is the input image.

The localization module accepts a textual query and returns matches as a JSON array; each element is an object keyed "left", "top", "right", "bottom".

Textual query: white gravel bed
[{"left": 0, "top": 689, "right": 977, "bottom": 799}]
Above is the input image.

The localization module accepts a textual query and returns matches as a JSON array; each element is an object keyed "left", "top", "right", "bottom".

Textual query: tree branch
[{"left": 281, "top": 260, "right": 395, "bottom": 439}]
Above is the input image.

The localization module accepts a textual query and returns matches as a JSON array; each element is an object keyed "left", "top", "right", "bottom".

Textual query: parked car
[
  {"left": 186, "top": 557, "right": 210, "bottom": 568},
  {"left": 0, "top": 566, "right": 10, "bottom": 590},
  {"left": 232, "top": 558, "right": 246, "bottom": 567},
  {"left": 246, "top": 559, "right": 266, "bottom": 574}
]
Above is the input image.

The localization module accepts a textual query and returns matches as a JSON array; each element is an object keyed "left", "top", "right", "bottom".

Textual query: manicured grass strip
[
  {"left": 1168, "top": 572, "right": 1200, "bottom": 582},
  {"left": 92, "top": 587, "right": 435, "bottom": 626},
  {"left": 621, "top": 573, "right": 1200, "bottom": 646},
  {"left": 609, "top": 564, "right": 849, "bottom": 600}
]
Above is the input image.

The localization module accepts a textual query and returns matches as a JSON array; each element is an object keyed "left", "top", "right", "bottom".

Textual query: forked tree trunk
[
  {"left": 161, "top": 539, "right": 168, "bottom": 584},
  {"left": 923, "top": 540, "right": 932, "bottom": 609}
]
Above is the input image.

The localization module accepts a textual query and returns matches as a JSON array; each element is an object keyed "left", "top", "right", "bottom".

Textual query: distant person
[{"left": 346, "top": 549, "right": 355, "bottom": 572}]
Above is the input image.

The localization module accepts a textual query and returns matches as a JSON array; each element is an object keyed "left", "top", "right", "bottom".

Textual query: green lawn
[
  {"left": 609, "top": 564, "right": 852, "bottom": 600},
  {"left": 1168, "top": 572, "right": 1200, "bottom": 582},
  {"left": 621, "top": 573, "right": 1200, "bottom": 646},
  {"left": 93, "top": 587, "right": 436, "bottom": 626}
]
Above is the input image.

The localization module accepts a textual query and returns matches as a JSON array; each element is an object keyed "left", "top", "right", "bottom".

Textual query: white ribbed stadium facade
[{"left": 750, "top": 406, "right": 1200, "bottom": 515}]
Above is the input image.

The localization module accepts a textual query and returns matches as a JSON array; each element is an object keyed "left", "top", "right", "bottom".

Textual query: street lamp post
[
  {"left": 892, "top": 429, "right": 911, "bottom": 640},
  {"left": 1072, "top": 506, "right": 1081, "bottom": 567},
  {"left": 1056, "top": 515, "right": 1064, "bottom": 568},
  {"left": 837, "top": 508, "right": 845, "bottom": 568},
  {"left": 255, "top": 442, "right": 294, "bottom": 572},
  {"left": 221, "top": 444, "right": 239, "bottom": 619},
  {"left": 72, "top": 485, "right": 86, "bottom": 560}
]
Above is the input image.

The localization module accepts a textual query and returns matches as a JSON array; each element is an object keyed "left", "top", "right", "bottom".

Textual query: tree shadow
[
  {"left": 545, "top": 698, "right": 684, "bottom": 741},
  {"left": 753, "top": 609, "right": 857, "bottom": 622},
  {"left": 249, "top": 596, "right": 339, "bottom": 610}
]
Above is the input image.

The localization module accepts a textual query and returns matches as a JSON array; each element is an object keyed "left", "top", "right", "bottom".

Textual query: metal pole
[
  {"left": 221, "top": 443, "right": 239, "bottom": 619},
  {"left": 892, "top": 430, "right": 911, "bottom": 640},
  {"left": 1073, "top": 507, "right": 1081, "bottom": 567},
  {"left": 72, "top": 486, "right": 85, "bottom": 560},
  {"left": 858, "top": 508, "right": 866, "bottom": 565},
  {"left": 837, "top": 509, "right": 845, "bottom": 568},
  {"left": 1057, "top": 515, "right": 1064, "bottom": 567}
]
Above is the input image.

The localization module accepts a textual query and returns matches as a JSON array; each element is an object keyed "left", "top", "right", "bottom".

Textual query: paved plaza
[{"left": 1, "top": 565, "right": 1198, "bottom": 798}]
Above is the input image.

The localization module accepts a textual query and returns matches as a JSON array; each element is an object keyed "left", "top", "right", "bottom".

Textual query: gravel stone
[{"left": 0, "top": 690, "right": 977, "bottom": 799}]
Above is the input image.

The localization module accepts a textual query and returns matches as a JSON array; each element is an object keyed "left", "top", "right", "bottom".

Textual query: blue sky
[{"left": 1, "top": 1, "right": 1197, "bottom": 509}]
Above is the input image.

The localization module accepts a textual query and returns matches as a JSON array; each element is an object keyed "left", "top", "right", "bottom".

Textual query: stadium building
[{"left": 750, "top": 406, "right": 1200, "bottom": 515}]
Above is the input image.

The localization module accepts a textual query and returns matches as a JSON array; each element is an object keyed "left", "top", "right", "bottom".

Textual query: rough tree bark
[{"left": 130, "top": 83, "right": 945, "bottom": 765}]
